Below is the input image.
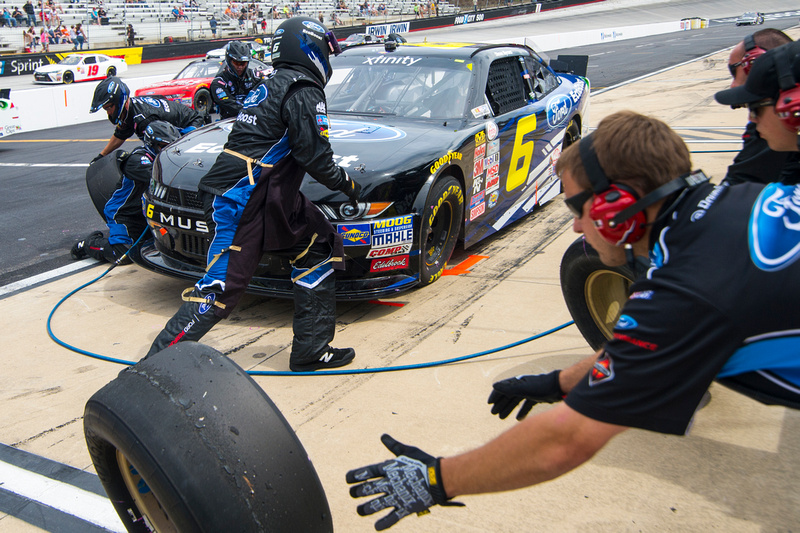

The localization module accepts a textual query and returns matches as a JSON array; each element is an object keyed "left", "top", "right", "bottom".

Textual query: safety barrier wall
[{"left": 11, "top": 17, "right": 690, "bottom": 133}]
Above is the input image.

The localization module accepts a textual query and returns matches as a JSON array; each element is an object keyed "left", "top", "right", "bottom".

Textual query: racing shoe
[
  {"left": 290, "top": 347, "right": 356, "bottom": 372},
  {"left": 70, "top": 231, "right": 103, "bottom": 260}
]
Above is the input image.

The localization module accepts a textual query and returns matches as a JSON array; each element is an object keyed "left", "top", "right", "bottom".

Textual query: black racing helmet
[
  {"left": 225, "top": 40, "right": 251, "bottom": 78},
  {"left": 142, "top": 121, "right": 182, "bottom": 152},
  {"left": 270, "top": 16, "right": 342, "bottom": 86},
  {"left": 90, "top": 76, "right": 129, "bottom": 125}
]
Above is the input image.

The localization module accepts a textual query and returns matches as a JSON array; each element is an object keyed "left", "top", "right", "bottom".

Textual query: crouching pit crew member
[
  {"left": 88, "top": 76, "right": 204, "bottom": 164},
  {"left": 71, "top": 121, "right": 182, "bottom": 263},
  {"left": 146, "top": 17, "right": 363, "bottom": 372},
  {"left": 211, "top": 40, "right": 265, "bottom": 120},
  {"left": 346, "top": 106, "right": 800, "bottom": 529}
]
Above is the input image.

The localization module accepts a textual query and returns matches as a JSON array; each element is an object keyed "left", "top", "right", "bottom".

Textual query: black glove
[
  {"left": 90, "top": 153, "right": 105, "bottom": 164},
  {"left": 488, "top": 370, "right": 563, "bottom": 421},
  {"left": 346, "top": 434, "right": 464, "bottom": 531},
  {"left": 339, "top": 170, "right": 362, "bottom": 204}
]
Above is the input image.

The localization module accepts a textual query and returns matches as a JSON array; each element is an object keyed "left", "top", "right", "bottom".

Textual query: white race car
[
  {"left": 0, "top": 90, "right": 21, "bottom": 138},
  {"left": 33, "top": 54, "right": 128, "bottom": 84}
]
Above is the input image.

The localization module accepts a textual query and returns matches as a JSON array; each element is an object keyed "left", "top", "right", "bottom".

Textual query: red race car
[{"left": 134, "top": 57, "right": 271, "bottom": 115}]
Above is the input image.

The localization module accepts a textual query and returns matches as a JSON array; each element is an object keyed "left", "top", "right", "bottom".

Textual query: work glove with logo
[
  {"left": 339, "top": 169, "right": 362, "bottom": 205},
  {"left": 488, "top": 370, "right": 564, "bottom": 420},
  {"left": 346, "top": 434, "right": 464, "bottom": 531},
  {"left": 90, "top": 153, "right": 105, "bottom": 164}
]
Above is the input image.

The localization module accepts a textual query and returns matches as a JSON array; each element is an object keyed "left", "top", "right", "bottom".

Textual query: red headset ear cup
[
  {"left": 588, "top": 184, "right": 647, "bottom": 245},
  {"left": 775, "top": 85, "right": 800, "bottom": 132},
  {"left": 741, "top": 47, "right": 766, "bottom": 75}
]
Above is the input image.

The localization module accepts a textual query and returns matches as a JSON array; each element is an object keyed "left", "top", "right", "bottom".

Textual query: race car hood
[
  {"left": 34, "top": 64, "right": 66, "bottom": 73},
  {"left": 157, "top": 116, "right": 462, "bottom": 201},
  {"left": 137, "top": 78, "right": 209, "bottom": 94}
]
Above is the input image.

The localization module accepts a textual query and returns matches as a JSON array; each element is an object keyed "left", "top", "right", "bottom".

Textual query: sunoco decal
[
  {"left": 339, "top": 223, "right": 371, "bottom": 246},
  {"left": 329, "top": 120, "right": 406, "bottom": 142},
  {"left": 546, "top": 95, "right": 572, "bottom": 128}
]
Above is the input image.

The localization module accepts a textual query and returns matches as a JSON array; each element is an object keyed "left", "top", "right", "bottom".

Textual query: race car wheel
[
  {"left": 419, "top": 175, "right": 463, "bottom": 286},
  {"left": 106, "top": 66, "right": 116, "bottom": 77},
  {"left": 564, "top": 118, "right": 581, "bottom": 147},
  {"left": 84, "top": 342, "right": 333, "bottom": 533},
  {"left": 193, "top": 88, "right": 212, "bottom": 115},
  {"left": 63, "top": 71, "right": 74, "bottom": 84},
  {"left": 560, "top": 237, "right": 635, "bottom": 350}
]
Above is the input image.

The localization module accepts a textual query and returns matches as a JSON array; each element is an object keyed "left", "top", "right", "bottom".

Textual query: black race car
[{"left": 132, "top": 41, "right": 590, "bottom": 299}]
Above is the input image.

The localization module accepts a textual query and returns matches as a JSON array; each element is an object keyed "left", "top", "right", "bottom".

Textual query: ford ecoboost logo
[
  {"left": 546, "top": 95, "right": 572, "bottom": 128},
  {"left": 303, "top": 21, "right": 325, "bottom": 33},
  {"left": 329, "top": 120, "right": 407, "bottom": 142}
]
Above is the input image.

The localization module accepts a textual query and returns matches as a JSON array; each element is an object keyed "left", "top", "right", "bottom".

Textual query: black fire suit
[
  {"left": 724, "top": 121, "right": 800, "bottom": 185},
  {"left": 147, "top": 66, "right": 355, "bottom": 365},
  {"left": 210, "top": 66, "right": 263, "bottom": 119},
  {"left": 114, "top": 96, "right": 203, "bottom": 142}
]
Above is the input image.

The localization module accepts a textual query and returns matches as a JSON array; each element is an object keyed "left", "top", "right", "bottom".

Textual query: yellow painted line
[{"left": 0, "top": 137, "right": 108, "bottom": 143}]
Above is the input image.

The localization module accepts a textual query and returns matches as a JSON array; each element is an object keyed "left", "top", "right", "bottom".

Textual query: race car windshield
[
  {"left": 177, "top": 61, "right": 224, "bottom": 79},
  {"left": 60, "top": 56, "right": 84, "bottom": 65},
  {"left": 326, "top": 58, "right": 472, "bottom": 120}
]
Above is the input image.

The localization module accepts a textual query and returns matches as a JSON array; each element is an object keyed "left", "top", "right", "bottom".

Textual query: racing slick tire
[
  {"left": 193, "top": 88, "right": 212, "bottom": 116},
  {"left": 560, "top": 237, "right": 635, "bottom": 351},
  {"left": 83, "top": 342, "right": 333, "bottom": 533},
  {"left": 86, "top": 151, "right": 124, "bottom": 218},
  {"left": 419, "top": 175, "right": 463, "bottom": 286},
  {"left": 106, "top": 66, "right": 117, "bottom": 77},
  {"left": 63, "top": 71, "right": 74, "bottom": 84}
]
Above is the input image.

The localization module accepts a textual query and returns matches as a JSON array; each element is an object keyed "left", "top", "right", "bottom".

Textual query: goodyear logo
[
  {"left": 339, "top": 223, "right": 371, "bottom": 246},
  {"left": 430, "top": 151, "right": 462, "bottom": 175}
]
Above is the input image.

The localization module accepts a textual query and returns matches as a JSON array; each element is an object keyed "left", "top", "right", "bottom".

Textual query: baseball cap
[{"left": 715, "top": 41, "right": 800, "bottom": 107}]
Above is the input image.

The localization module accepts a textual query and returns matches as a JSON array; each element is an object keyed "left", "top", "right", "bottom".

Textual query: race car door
[{"left": 463, "top": 54, "right": 549, "bottom": 246}]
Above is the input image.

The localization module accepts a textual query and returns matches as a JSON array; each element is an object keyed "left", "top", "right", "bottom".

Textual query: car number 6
[{"left": 506, "top": 114, "right": 537, "bottom": 192}]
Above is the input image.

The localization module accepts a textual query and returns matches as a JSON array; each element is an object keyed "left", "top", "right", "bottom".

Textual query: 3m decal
[
  {"left": 339, "top": 223, "right": 371, "bottom": 246},
  {"left": 473, "top": 158, "right": 484, "bottom": 177}
]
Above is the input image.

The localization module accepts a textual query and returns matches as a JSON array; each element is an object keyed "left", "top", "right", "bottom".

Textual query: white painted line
[
  {"left": 0, "top": 460, "right": 125, "bottom": 532},
  {"left": 0, "top": 260, "right": 96, "bottom": 297}
]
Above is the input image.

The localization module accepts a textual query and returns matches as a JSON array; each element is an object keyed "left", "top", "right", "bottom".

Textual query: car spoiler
[{"left": 520, "top": 38, "right": 588, "bottom": 77}]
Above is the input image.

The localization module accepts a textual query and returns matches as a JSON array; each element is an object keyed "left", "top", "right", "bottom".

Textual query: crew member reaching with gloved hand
[
  {"left": 88, "top": 76, "right": 204, "bottom": 163},
  {"left": 210, "top": 41, "right": 265, "bottom": 120},
  {"left": 71, "top": 121, "right": 182, "bottom": 263},
  {"left": 146, "top": 17, "right": 362, "bottom": 372}
]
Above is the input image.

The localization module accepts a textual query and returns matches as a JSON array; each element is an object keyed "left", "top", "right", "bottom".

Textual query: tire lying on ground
[
  {"left": 84, "top": 342, "right": 333, "bottom": 533},
  {"left": 559, "top": 237, "right": 635, "bottom": 351}
]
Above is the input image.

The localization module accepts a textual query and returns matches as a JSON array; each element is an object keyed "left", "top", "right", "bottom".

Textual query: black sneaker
[
  {"left": 290, "top": 347, "right": 356, "bottom": 372},
  {"left": 70, "top": 231, "right": 103, "bottom": 260}
]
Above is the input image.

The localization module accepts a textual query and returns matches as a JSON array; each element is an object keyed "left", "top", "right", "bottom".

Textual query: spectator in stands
[
  {"left": 209, "top": 14, "right": 217, "bottom": 37},
  {"left": 59, "top": 23, "right": 69, "bottom": 42},
  {"left": 75, "top": 22, "right": 86, "bottom": 48},
  {"left": 23, "top": 0, "right": 35, "bottom": 26},
  {"left": 39, "top": 26, "right": 49, "bottom": 51},
  {"left": 2, "top": 8, "right": 16, "bottom": 27},
  {"left": 13, "top": 7, "right": 26, "bottom": 26},
  {"left": 127, "top": 24, "right": 135, "bottom": 46},
  {"left": 45, "top": 23, "right": 57, "bottom": 43},
  {"left": 237, "top": 10, "right": 245, "bottom": 29},
  {"left": 23, "top": 28, "right": 33, "bottom": 51},
  {"left": 89, "top": 6, "right": 99, "bottom": 24},
  {"left": 69, "top": 24, "right": 76, "bottom": 48}
]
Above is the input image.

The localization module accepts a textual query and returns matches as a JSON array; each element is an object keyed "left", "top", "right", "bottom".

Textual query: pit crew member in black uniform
[
  {"left": 71, "top": 122, "right": 183, "bottom": 263},
  {"left": 89, "top": 76, "right": 204, "bottom": 163},
  {"left": 723, "top": 28, "right": 799, "bottom": 185},
  {"left": 346, "top": 107, "right": 800, "bottom": 529},
  {"left": 145, "top": 17, "right": 362, "bottom": 372},
  {"left": 210, "top": 41, "right": 265, "bottom": 120}
]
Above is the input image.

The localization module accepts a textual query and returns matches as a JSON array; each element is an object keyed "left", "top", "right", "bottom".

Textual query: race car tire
[
  {"left": 84, "top": 342, "right": 333, "bottom": 533},
  {"left": 85, "top": 150, "right": 125, "bottom": 218},
  {"left": 106, "top": 66, "right": 116, "bottom": 77},
  {"left": 564, "top": 118, "right": 581, "bottom": 147},
  {"left": 63, "top": 71, "right": 74, "bottom": 84},
  {"left": 193, "top": 88, "right": 212, "bottom": 115},
  {"left": 560, "top": 237, "right": 635, "bottom": 350},
  {"left": 419, "top": 175, "right": 463, "bottom": 286}
]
